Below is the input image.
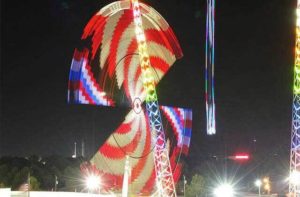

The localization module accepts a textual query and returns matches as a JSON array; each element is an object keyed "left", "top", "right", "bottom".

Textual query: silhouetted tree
[{"left": 186, "top": 174, "right": 206, "bottom": 197}]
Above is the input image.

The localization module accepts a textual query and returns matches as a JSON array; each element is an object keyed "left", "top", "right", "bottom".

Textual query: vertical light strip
[
  {"left": 131, "top": 1, "right": 177, "bottom": 196},
  {"left": 290, "top": 1, "right": 300, "bottom": 196},
  {"left": 205, "top": 0, "right": 216, "bottom": 135},
  {"left": 132, "top": 0, "right": 156, "bottom": 103}
]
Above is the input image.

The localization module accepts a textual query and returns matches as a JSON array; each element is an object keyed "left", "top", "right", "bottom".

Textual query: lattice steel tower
[
  {"left": 131, "top": 0, "right": 177, "bottom": 196},
  {"left": 290, "top": 1, "right": 300, "bottom": 196}
]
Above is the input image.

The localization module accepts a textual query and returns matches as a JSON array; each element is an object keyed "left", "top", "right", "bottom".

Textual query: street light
[
  {"left": 263, "top": 177, "right": 271, "bottom": 194},
  {"left": 254, "top": 179, "right": 262, "bottom": 197},
  {"left": 85, "top": 174, "right": 101, "bottom": 192},
  {"left": 213, "top": 183, "right": 234, "bottom": 197}
]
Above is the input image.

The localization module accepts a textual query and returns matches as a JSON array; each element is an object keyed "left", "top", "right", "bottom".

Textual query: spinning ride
[{"left": 68, "top": 1, "right": 192, "bottom": 196}]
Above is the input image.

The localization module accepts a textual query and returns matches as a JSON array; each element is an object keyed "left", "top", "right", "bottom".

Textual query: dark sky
[{"left": 0, "top": 0, "right": 295, "bottom": 168}]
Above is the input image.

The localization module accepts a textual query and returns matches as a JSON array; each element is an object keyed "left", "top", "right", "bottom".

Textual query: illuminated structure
[
  {"left": 131, "top": 0, "right": 176, "bottom": 196},
  {"left": 68, "top": 0, "right": 192, "bottom": 195},
  {"left": 205, "top": 0, "right": 216, "bottom": 135},
  {"left": 290, "top": 1, "right": 300, "bottom": 196}
]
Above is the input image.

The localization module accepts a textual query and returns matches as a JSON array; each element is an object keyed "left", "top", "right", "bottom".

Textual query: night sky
[{"left": 0, "top": 0, "right": 295, "bottom": 171}]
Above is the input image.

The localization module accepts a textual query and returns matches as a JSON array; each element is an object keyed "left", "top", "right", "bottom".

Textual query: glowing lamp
[
  {"left": 234, "top": 154, "right": 249, "bottom": 160},
  {"left": 213, "top": 183, "right": 234, "bottom": 197},
  {"left": 228, "top": 153, "right": 250, "bottom": 161},
  {"left": 290, "top": 171, "right": 300, "bottom": 185},
  {"left": 264, "top": 183, "right": 270, "bottom": 191},
  {"left": 255, "top": 179, "right": 262, "bottom": 196},
  {"left": 255, "top": 179, "right": 262, "bottom": 187},
  {"left": 86, "top": 174, "right": 101, "bottom": 190}
]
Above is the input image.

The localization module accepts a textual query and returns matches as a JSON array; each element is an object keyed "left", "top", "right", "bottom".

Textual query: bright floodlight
[
  {"left": 213, "top": 183, "right": 234, "bottom": 197},
  {"left": 255, "top": 179, "right": 262, "bottom": 187},
  {"left": 86, "top": 175, "right": 101, "bottom": 190},
  {"left": 290, "top": 171, "right": 300, "bottom": 185}
]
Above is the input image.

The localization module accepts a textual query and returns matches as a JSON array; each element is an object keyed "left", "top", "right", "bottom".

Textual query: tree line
[
  {"left": 0, "top": 155, "right": 207, "bottom": 196},
  {"left": 0, "top": 155, "right": 83, "bottom": 191}
]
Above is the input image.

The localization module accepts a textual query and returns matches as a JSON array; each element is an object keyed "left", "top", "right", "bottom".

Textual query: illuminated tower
[
  {"left": 131, "top": 0, "right": 177, "bottom": 196},
  {"left": 290, "top": 1, "right": 300, "bottom": 196}
]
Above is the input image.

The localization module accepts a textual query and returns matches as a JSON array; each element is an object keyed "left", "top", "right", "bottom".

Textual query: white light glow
[
  {"left": 290, "top": 171, "right": 300, "bottom": 185},
  {"left": 86, "top": 175, "right": 101, "bottom": 190},
  {"left": 297, "top": 18, "right": 300, "bottom": 27},
  {"left": 207, "top": 127, "right": 216, "bottom": 135},
  {"left": 213, "top": 183, "right": 234, "bottom": 197},
  {"left": 297, "top": 8, "right": 300, "bottom": 18},
  {"left": 255, "top": 179, "right": 262, "bottom": 187}
]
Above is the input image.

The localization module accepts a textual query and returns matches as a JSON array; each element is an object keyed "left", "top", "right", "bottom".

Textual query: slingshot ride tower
[{"left": 290, "top": 0, "right": 300, "bottom": 196}]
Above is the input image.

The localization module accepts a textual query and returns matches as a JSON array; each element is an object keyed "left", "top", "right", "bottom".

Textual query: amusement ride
[{"left": 68, "top": 0, "right": 192, "bottom": 196}]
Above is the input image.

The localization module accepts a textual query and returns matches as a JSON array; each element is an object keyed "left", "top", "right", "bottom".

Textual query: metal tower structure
[
  {"left": 290, "top": 1, "right": 300, "bottom": 196},
  {"left": 131, "top": 0, "right": 177, "bottom": 196}
]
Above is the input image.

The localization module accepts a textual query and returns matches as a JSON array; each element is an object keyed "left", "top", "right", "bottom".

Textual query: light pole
[
  {"left": 54, "top": 175, "right": 58, "bottom": 191},
  {"left": 183, "top": 175, "right": 187, "bottom": 197},
  {"left": 255, "top": 179, "right": 262, "bottom": 197},
  {"left": 28, "top": 172, "right": 30, "bottom": 197}
]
